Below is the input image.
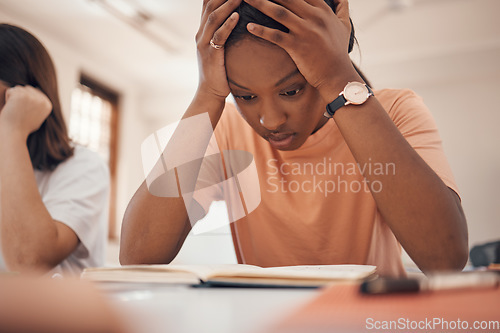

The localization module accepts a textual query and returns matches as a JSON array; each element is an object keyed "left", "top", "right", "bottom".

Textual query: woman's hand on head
[
  {"left": 196, "top": 0, "right": 242, "bottom": 100},
  {"left": 0, "top": 85, "right": 52, "bottom": 138},
  {"left": 242, "top": 0, "right": 359, "bottom": 99}
]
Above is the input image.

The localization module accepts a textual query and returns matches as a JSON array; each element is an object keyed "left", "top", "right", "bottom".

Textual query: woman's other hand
[
  {"left": 196, "top": 0, "right": 242, "bottom": 100},
  {"left": 242, "top": 0, "right": 358, "bottom": 99},
  {"left": 0, "top": 85, "right": 52, "bottom": 138}
]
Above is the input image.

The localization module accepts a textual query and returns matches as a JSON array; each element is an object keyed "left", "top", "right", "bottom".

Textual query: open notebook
[{"left": 81, "top": 264, "right": 377, "bottom": 288}]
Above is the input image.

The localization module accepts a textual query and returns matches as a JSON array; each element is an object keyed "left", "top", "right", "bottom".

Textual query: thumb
[
  {"left": 333, "top": 0, "right": 351, "bottom": 31},
  {"left": 5, "top": 86, "right": 15, "bottom": 101}
]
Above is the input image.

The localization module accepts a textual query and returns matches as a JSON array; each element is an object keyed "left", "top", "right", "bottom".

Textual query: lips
[{"left": 266, "top": 132, "right": 295, "bottom": 149}]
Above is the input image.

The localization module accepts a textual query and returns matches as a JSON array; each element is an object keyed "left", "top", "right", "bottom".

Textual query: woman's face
[{"left": 225, "top": 38, "right": 328, "bottom": 151}]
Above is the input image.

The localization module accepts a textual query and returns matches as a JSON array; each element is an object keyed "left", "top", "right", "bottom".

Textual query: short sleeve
[
  {"left": 38, "top": 146, "right": 109, "bottom": 261},
  {"left": 382, "top": 89, "right": 460, "bottom": 197}
]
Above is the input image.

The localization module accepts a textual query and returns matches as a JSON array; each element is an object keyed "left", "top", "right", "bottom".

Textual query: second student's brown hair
[{"left": 0, "top": 23, "right": 73, "bottom": 170}]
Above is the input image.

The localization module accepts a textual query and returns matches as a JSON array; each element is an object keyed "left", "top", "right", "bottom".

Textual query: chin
[{"left": 275, "top": 137, "right": 306, "bottom": 151}]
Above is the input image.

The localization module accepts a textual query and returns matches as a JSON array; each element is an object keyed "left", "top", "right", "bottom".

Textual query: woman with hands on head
[
  {"left": 121, "top": 0, "right": 468, "bottom": 276},
  {"left": 0, "top": 24, "right": 109, "bottom": 275}
]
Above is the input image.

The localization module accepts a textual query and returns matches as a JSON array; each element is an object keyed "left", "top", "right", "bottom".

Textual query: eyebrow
[{"left": 228, "top": 69, "right": 300, "bottom": 91}]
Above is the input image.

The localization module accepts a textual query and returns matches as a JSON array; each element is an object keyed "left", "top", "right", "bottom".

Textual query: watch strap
[
  {"left": 325, "top": 94, "right": 347, "bottom": 118},
  {"left": 366, "top": 85, "right": 374, "bottom": 97}
]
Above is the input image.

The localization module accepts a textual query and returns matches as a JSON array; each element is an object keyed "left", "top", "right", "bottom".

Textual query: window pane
[{"left": 69, "top": 84, "right": 113, "bottom": 165}]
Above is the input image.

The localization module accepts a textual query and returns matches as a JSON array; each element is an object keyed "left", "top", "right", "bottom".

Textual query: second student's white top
[{"left": 0, "top": 145, "right": 109, "bottom": 276}]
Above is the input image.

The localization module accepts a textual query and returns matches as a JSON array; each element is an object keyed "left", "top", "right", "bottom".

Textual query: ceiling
[{"left": 0, "top": 0, "right": 499, "bottom": 95}]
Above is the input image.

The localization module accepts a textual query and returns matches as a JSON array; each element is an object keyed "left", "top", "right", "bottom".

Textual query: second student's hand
[
  {"left": 195, "top": 0, "right": 242, "bottom": 102},
  {"left": 0, "top": 85, "right": 52, "bottom": 139}
]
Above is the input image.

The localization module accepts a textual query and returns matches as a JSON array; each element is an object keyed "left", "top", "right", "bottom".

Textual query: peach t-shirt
[{"left": 194, "top": 89, "right": 459, "bottom": 277}]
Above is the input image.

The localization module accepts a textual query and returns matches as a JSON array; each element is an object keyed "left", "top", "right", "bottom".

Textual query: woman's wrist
[
  {"left": 0, "top": 117, "right": 29, "bottom": 143},
  {"left": 183, "top": 86, "right": 228, "bottom": 129},
  {"left": 195, "top": 83, "right": 229, "bottom": 103},
  {"left": 316, "top": 66, "right": 363, "bottom": 104}
]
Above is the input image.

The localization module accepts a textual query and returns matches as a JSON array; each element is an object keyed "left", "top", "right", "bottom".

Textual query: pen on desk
[{"left": 360, "top": 271, "right": 499, "bottom": 295}]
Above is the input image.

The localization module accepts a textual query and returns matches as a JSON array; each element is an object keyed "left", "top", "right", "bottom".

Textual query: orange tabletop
[{"left": 272, "top": 283, "right": 500, "bottom": 333}]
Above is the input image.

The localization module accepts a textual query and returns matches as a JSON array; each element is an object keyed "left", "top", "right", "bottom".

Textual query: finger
[
  {"left": 201, "top": 0, "right": 243, "bottom": 43},
  {"left": 5, "top": 86, "right": 22, "bottom": 99},
  {"left": 4, "top": 87, "right": 14, "bottom": 101},
  {"left": 303, "top": 0, "right": 332, "bottom": 10},
  {"left": 200, "top": 0, "right": 226, "bottom": 27},
  {"left": 268, "top": 0, "right": 315, "bottom": 19},
  {"left": 210, "top": 12, "right": 239, "bottom": 48},
  {"left": 246, "top": 23, "right": 290, "bottom": 49},
  {"left": 243, "top": 0, "right": 302, "bottom": 28}
]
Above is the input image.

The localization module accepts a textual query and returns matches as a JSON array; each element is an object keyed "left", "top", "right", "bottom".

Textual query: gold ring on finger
[{"left": 210, "top": 39, "right": 224, "bottom": 50}]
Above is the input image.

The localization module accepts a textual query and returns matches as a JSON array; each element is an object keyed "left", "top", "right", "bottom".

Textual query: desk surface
[
  {"left": 103, "top": 283, "right": 319, "bottom": 333},
  {"left": 101, "top": 280, "right": 500, "bottom": 333}
]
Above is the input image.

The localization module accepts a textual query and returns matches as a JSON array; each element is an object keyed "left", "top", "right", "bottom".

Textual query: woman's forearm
[
  {"left": 0, "top": 127, "right": 76, "bottom": 272},
  {"left": 319, "top": 79, "right": 468, "bottom": 273},
  {"left": 120, "top": 90, "right": 226, "bottom": 265}
]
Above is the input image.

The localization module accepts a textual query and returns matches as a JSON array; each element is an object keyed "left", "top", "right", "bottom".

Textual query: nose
[{"left": 259, "top": 105, "right": 287, "bottom": 131}]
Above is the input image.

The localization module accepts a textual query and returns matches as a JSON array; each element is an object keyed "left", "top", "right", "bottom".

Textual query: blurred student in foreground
[{"left": 0, "top": 275, "right": 128, "bottom": 333}]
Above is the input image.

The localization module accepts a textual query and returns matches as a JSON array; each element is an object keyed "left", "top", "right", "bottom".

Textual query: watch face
[{"left": 344, "top": 82, "right": 369, "bottom": 105}]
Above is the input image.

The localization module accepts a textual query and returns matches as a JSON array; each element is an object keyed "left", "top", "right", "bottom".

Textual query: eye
[
  {"left": 281, "top": 88, "right": 301, "bottom": 97},
  {"left": 235, "top": 95, "right": 257, "bottom": 101}
]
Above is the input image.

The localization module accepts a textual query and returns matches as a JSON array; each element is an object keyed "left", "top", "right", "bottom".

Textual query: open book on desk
[{"left": 81, "top": 264, "right": 377, "bottom": 288}]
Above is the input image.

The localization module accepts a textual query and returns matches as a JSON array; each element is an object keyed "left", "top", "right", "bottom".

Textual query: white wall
[
  {"left": 361, "top": 44, "right": 500, "bottom": 250},
  {"left": 421, "top": 77, "right": 500, "bottom": 247},
  {"left": 414, "top": 74, "right": 500, "bottom": 248}
]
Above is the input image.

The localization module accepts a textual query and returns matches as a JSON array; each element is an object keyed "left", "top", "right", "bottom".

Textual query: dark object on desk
[
  {"left": 360, "top": 277, "right": 420, "bottom": 294},
  {"left": 470, "top": 240, "right": 500, "bottom": 267},
  {"left": 360, "top": 271, "right": 499, "bottom": 295}
]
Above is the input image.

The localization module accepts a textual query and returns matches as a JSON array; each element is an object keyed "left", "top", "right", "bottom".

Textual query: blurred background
[{"left": 0, "top": 0, "right": 499, "bottom": 267}]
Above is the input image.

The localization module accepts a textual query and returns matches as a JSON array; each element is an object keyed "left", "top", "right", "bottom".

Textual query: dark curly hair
[{"left": 226, "top": 0, "right": 371, "bottom": 86}]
